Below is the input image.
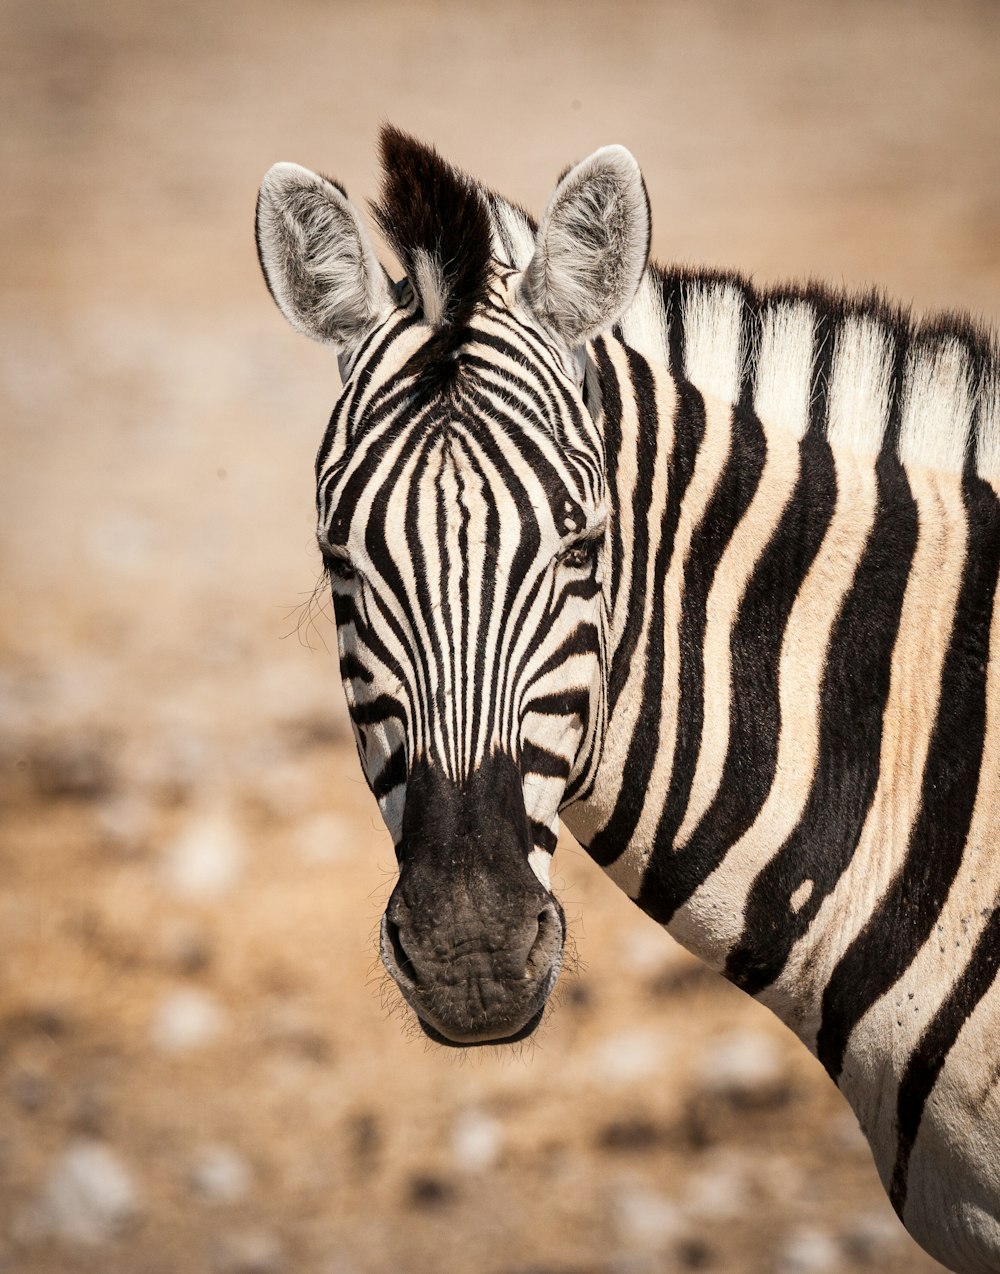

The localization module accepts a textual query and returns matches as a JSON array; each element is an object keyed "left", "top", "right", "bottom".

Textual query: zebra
[{"left": 255, "top": 127, "right": 1000, "bottom": 1273}]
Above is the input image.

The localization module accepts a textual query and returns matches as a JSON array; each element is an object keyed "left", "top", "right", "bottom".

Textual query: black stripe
[
  {"left": 520, "top": 742, "right": 571, "bottom": 780},
  {"left": 593, "top": 340, "right": 630, "bottom": 681},
  {"left": 587, "top": 355, "right": 704, "bottom": 867},
  {"left": 890, "top": 904, "right": 1000, "bottom": 1216},
  {"left": 352, "top": 694, "right": 408, "bottom": 728},
  {"left": 637, "top": 429, "right": 837, "bottom": 922},
  {"left": 528, "top": 689, "right": 591, "bottom": 722},
  {"left": 817, "top": 472, "right": 1000, "bottom": 1082},
  {"left": 315, "top": 311, "right": 422, "bottom": 470},
  {"left": 338, "top": 651, "right": 374, "bottom": 684},
  {"left": 726, "top": 455, "right": 918, "bottom": 994},
  {"left": 807, "top": 304, "right": 836, "bottom": 437},
  {"left": 530, "top": 820, "right": 559, "bottom": 854},
  {"left": 641, "top": 399, "right": 767, "bottom": 875},
  {"left": 372, "top": 743, "right": 408, "bottom": 800}
]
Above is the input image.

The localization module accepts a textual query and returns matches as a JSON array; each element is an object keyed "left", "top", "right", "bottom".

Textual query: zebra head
[{"left": 256, "top": 129, "right": 650, "bottom": 1045}]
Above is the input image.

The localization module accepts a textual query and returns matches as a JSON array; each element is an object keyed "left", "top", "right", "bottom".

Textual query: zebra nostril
[
  {"left": 385, "top": 917, "right": 420, "bottom": 987},
  {"left": 524, "top": 906, "right": 560, "bottom": 980}
]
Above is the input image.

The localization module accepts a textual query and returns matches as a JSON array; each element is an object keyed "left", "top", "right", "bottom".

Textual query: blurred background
[{"left": 2, "top": 1, "right": 998, "bottom": 1270}]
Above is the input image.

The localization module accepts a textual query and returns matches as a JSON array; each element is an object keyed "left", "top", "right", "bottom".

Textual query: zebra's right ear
[
  {"left": 521, "top": 146, "right": 651, "bottom": 350},
  {"left": 256, "top": 162, "right": 395, "bottom": 351}
]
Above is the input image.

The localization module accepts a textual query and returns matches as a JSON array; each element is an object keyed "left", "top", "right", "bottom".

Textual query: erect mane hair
[
  {"left": 646, "top": 265, "right": 1000, "bottom": 481},
  {"left": 372, "top": 126, "right": 494, "bottom": 389}
]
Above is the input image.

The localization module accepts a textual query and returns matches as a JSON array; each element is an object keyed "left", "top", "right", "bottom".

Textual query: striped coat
[{"left": 257, "top": 130, "right": 1000, "bottom": 1272}]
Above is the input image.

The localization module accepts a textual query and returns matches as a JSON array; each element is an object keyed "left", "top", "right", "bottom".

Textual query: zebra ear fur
[
  {"left": 522, "top": 146, "right": 651, "bottom": 349},
  {"left": 256, "top": 162, "right": 394, "bottom": 351}
]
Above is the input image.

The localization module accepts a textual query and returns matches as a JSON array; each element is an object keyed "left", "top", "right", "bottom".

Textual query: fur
[
  {"left": 371, "top": 126, "right": 493, "bottom": 386},
  {"left": 257, "top": 132, "right": 1000, "bottom": 1272},
  {"left": 255, "top": 162, "right": 393, "bottom": 349},
  {"left": 521, "top": 146, "right": 651, "bottom": 350}
]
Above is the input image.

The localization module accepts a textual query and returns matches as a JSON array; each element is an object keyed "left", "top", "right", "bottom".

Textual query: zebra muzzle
[
  {"left": 379, "top": 895, "right": 564, "bottom": 1046},
  {"left": 378, "top": 755, "right": 566, "bottom": 1046}
]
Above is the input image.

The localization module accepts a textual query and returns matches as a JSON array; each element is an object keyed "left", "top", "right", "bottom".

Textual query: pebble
[
  {"left": 291, "top": 811, "right": 353, "bottom": 864},
  {"left": 189, "top": 1145, "right": 252, "bottom": 1203},
  {"left": 681, "top": 1153, "right": 749, "bottom": 1220},
  {"left": 162, "top": 803, "right": 245, "bottom": 900},
  {"left": 777, "top": 1225, "right": 842, "bottom": 1273},
  {"left": 590, "top": 1028, "right": 674, "bottom": 1087},
  {"left": 613, "top": 1176, "right": 685, "bottom": 1251},
  {"left": 619, "top": 924, "right": 686, "bottom": 976},
  {"left": 700, "top": 1030, "right": 787, "bottom": 1104},
  {"left": 28, "top": 1139, "right": 139, "bottom": 1245},
  {"left": 96, "top": 792, "right": 153, "bottom": 858},
  {"left": 258, "top": 1002, "right": 330, "bottom": 1062},
  {"left": 152, "top": 988, "right": 226, "bottom": 1053},
  {"left": 450, "top": 1109, "right": 503, "bottom": 1173},
  {"left": 214, "top": 1230, "right": 285, "bottom": 1274}
]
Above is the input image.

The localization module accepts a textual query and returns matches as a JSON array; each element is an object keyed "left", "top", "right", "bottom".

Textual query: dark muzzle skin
[{"left": 380, "top": 753, "right": 566, "bottom": 1046}]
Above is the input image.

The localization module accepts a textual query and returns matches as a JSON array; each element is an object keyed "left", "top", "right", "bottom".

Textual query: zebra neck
[
  {"left": 563, "top": 332, "right": 794, "bottom": 969},
  {"left": 565, "top": 315, "right": 1000, "bottom": 1055}
]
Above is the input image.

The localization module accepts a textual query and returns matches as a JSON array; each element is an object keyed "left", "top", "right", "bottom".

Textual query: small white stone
[
  {"left": 291, "top": 812, "right": 352, "bottom": 864},
  {"left": 189, "top": 1145, "right": 252, "bottom": 1203},
  {"left": 701, "top": 1030, "right": 786, "bottom": 1100},
  {"left": 778, "top": 1226, "right": 842, "bottom": 1273},
  {"left": 31, "top": 1139, "right": 140, "bottom": 1245},
  {"left": 614, "top": 1178, "right": 684, "bottom": 1251},
  {"left": 590, "top": 1028, "right": 673, "bottom": 1086},
  {"left": 682, "top": 1154, "right": 748, "bottom": 1219},
  {"left": 450, "top": 1109, "right": 503, "bottom": 1173},
  {"left": 152, "top": 988, "right": 226, "bottom": 1054},
  {"left": 162, "top": 803, "right": 245, "bottom": 900},
  {"left": 214, "top": 1229, "right": 285, "bottom": 1274},
  {"left": 97, "top": 793, "right": 153, "bottom": 857},
  {"left": 618, "top": 924, "right": 685, "bottom": 976}
]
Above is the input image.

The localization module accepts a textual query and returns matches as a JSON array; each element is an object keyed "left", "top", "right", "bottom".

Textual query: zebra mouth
[{"left": 414, "top": 1004, "right": 547, "bottom": 1049}]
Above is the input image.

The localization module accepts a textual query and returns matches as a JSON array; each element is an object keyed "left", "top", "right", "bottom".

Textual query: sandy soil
[{"left": 2, "top": 1, "right": 999, "bottom": 1270}]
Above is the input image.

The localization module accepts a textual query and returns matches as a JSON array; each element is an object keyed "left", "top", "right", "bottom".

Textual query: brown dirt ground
[{"left": 2, "top": 1, "right": 999, "bottom": 1271}]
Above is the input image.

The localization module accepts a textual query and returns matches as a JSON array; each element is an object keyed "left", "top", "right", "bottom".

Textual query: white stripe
[
  {"left": 619, "top": 268, "right": 669, "bottom": 366},
  {"left": 754, "top": 302, "right": 815, "bottom": 440},
  {"left": 899, "top": 338, "right": 973, "bottom": 473},
  {"left": 682, "top": 282, "right": 745, "bottom": 407},
  {"left": 826, "top": 315, "right": 893, "bottom": 455}
]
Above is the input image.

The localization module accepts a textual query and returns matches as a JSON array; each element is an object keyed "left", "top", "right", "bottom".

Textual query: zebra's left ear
[{"left": 521, "top": 146, "right": 651, "bottom": 350}]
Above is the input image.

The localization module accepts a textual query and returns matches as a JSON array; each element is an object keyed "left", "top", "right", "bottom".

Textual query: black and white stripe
[
  {"left": 258, "top": 130, "right": 1000, "bottom": 1273},
  {"left": 562, "top": 268, "right": 1000, "bottom": 1271}
]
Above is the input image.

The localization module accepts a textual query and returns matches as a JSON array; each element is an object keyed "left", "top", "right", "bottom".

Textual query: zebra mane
[
  {"left": 371, "top": 126, "right": 493, "bottom": 387},
  {"left": 482, "top": 189, "right": 1000, "bottom": 483},
  {"left": 648, "top": 269, "right": 1000, "bottom": 483}
]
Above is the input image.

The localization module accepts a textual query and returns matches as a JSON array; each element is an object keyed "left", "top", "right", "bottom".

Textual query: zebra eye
[
  {"left": 327, "top": 554, "right": 356, "bottom": 583},
  {"left": 558, "top": 538, "right": 600, "bottom": 571}
]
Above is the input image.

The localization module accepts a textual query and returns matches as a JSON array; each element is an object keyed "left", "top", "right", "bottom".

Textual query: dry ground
[{"left": 2, "top": 1, "right": 999, "bottom": 1271}]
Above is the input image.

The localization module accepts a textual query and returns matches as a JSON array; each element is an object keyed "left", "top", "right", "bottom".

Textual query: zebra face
[
  {"left": 257, "top": 128, "right": 650, "bottom": 1044},
  {"left": 317, "top": 294, "right": 608, "bottom": 1044}
]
